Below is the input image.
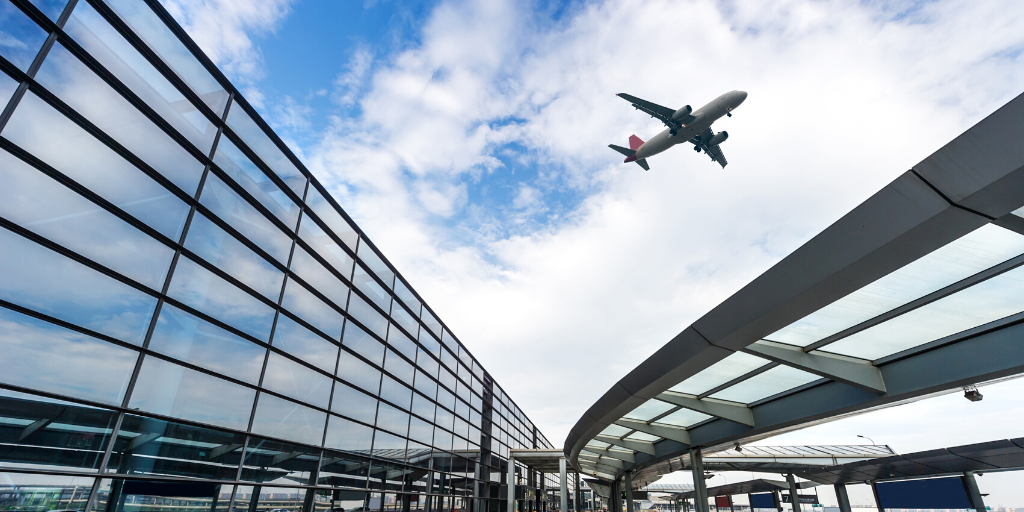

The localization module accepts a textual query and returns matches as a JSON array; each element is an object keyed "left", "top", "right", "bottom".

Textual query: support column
[
  {"left": 729, "top": 496, "right": 734, "bottom": 512},
  {"left": 560, "top": 457, "right": 569, "bottom": 512},
  {"left": 690, "top": 448, "right": 710, "bottom": 512},
  {"left": 869, "top": 482, "right": 883, "bottom": 512},
  {"left": 747, "top": 494, "right": 754, "bottom": 512},
  {"left": 771, "top": 491, "right": 781, "bottom": 512},
  {"left": 508, "top": 455, "right": 517, "bottom": 512},
  {"left": 834, "top": 484, "right": 852, "bottom": 512},
  {"left": 786, "top": 474, "right": 801, "bottom": 512},
  {"left": 963, "top": 472, "right": 986, "bottom": 512},
  {"left": 625, "top": 472, "right": 634, "bottom": 512},
  {"left": 576, "top": 473, "right": 582, "bottom": 512}
]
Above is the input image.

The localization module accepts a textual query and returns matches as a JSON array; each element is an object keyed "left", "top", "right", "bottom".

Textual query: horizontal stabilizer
[
  {"left": 635, "top": 158, "right": 650, "bottom": 171},
  {"left": 608, "top": 144, "right": 635, "bottom": 157}
]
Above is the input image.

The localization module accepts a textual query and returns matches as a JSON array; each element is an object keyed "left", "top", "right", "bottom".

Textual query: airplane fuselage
[{"left": 632, "top": 90, "right": 747, "bottom": 161}]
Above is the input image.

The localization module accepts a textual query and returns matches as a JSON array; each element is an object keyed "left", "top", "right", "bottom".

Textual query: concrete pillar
[
  {"left": 508, "top": 455, "right": 517, "bottom": 512},
  {"left": 869, "top": 482, "right": 883, "bottom": 512},
  {"left": 560, "top": 457, "right": 569, "bottom": 512},
  {"left": 690, "top": 448, "right": 710, "bottom": 512},
  {"left": 963, "top": 472, "right": 986, "bottom": 512},
  {"left": 834, "top": 484, "right": 852, "bottom": 512},
  {"left": 625, "top": 472, "right": 634, "bottom": 512},
  {"left": 786, "top": 474, "right": 801, "bottom": 512}
]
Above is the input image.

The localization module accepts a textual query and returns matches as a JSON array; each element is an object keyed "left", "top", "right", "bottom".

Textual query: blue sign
[
  {"left": 750, "top": 494, "right": 775, "bottom": 509},
  {"left": 875, "top": 477, "right": 972, "bottom": 510}
]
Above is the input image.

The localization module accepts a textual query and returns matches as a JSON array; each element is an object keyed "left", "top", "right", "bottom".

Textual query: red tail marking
[{"left": 628, "top": 135, "right": 644, "bottom": 151}]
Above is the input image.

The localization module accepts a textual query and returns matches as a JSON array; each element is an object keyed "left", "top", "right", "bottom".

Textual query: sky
[{"left": 157, "top": 0, "right": 1024, "bottom": 505}]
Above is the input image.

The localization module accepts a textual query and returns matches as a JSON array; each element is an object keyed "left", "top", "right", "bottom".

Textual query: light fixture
[
  {"left": 734, "top": 443, "right": 742, "bottom": 453},
  {"left": 964, "top": 386, "right": 983, "bottom": 402},
  {"left": 857, "top": 435, "right": 876, "bottom": 445}
]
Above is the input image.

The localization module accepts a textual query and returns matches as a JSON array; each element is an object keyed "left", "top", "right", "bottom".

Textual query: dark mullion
[
  {"left": 300, "top": 205, "right": 361, "bottom": 262},
  {"left": 218, "top": 126, "right": 307, "bottom": 208},
  {"left": 696, "top": 362, "right": 778, "bottom": 400},
  {"left": 0, "top": 299, "right": 151, "bottom": 356},
  {"left": 7, "top": 0, "right": 61, "bottom": 33},
  {"left": 214, "top": 87, "right": 313, "bottom": 182},
  {"left": 175, "top": 249, "right": 283, "bottom": 311},
  {"left": 203, "top": 162, "right": 299, "bottom": 240}
]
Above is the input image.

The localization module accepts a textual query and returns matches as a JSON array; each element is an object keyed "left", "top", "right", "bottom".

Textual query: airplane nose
[{"left": 735, "top": 91, "right": 748, "bottom": 104}]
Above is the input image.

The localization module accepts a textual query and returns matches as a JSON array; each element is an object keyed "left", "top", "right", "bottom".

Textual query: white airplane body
[{"left": 609, "top": 90, "right": 747, "bottom": 169}]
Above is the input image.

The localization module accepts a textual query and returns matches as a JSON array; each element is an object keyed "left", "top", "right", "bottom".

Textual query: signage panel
[{"left": 875, "top": 477, "right": 972, "bottom": 510}]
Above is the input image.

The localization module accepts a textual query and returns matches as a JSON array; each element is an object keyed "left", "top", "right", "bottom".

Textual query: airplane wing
[
  {"left": 617, "top": 93, "right": 677, "bottom": 121},
  {"left": 692, "top": 127, "right": 728, "bottom": 168},
  {"left": 707, "top": 144, "right": 728, "bottom": 168}
]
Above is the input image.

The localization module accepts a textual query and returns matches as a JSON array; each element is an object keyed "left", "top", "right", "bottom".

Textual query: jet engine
[
  {"left": 708, "top": 131, "right": 728, "bottom": 146},
  {"left": 671, "top": 105, "right": 693, "bottom": 120}
]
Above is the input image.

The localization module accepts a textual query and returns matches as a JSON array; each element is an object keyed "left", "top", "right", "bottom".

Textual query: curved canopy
[{"left": 565, "top": 91, "right": 1024, "bottom": 483}]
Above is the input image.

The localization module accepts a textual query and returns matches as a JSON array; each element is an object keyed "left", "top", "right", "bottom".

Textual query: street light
[{"left": 857, "top": 435, "right": 876, "bottom": 445}]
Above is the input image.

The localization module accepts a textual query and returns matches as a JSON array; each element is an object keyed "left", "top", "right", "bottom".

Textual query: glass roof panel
[
  {"left": 669, "top": 352, "right": 770, "bottom": 395},
  {"left": 625, "top": 431, "right": 661, "bottom": 442},
  {"left": 623, "top": 399, "right": 676, "bottom": 421},
  {"left": 652, "top": 408, "right": 712, "bottom": 428},
  {"left": 822, "top": 263, "right": 1024, "bottom": 360},
  {"left": 1013, "top": 205, "right": 1024, "bottom": 218},
  {"left": 709, "top": 365, "right": 820, "bottom": 404},
  {"left": 765, "top": 225, "right": 1024, "bottom": 347},
  {"left": 600, "top": 424, "right": 632, "bottom": 438},
  {"left": 586, "top": 440, "right": 611, "bottom": 449}
]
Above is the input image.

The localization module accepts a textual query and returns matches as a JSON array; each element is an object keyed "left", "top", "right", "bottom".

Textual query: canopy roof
[{"left": 566, "top": 91, "right": 1024, "bottom": 483}]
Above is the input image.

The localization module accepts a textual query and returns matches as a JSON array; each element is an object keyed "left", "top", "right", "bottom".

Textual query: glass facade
[{"left": 0, "top": 2, "right": 558, "bottom": 512}]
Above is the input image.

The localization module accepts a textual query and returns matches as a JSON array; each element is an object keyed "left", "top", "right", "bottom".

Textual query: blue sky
[{"left": 161, "top": 0, "right": 1024, "bottom": 504}]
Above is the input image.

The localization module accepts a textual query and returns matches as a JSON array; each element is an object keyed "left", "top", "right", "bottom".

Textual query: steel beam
[
  {"left": 657, "top": 393, "right": 754, "bottom": 426},
  {"left": 616, "top": 418, "right": 692, "bottom": 445},
  {"left": 744, "top": 341, "right": 886, "bottom": 393},
  {"left": 582, "top": 446, "right": 636, "bottom": 463},
  {"left": 595, "top": 435, "right": 657, "bottom": 455}
]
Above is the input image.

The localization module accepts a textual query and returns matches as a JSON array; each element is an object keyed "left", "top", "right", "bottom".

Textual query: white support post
[
  {"left": 508, "top": 454, "right": 516, "bottom": 512},
  {"left": 560, "top": 457, "right": 569, "bottom": 512}
]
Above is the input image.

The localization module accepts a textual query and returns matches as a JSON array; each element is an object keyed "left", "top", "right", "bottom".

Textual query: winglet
[{"left": 628, "top": 135, "right": 644, "bottom": 151}]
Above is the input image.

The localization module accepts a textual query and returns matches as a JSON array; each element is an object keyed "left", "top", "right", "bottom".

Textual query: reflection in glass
[
  {"left": 225, "top": 106, "right": 306, "bottom": 195},
  {"left": 262, "top": 350, "right": 332, "bottom": 409},
  {"left": 669, "top": 351, "right": 770, "bottom": 396},
  {"left": 371, "top": 430, "right": 406, "bottom": 460},
  {"left": 250, "top": 392, "right": 327, "bottom": 447},
  {"left": 239, "top": 436, "right": 319, "bottom": 484},
  {"left": 330, "top": 382, "right": 378, "bottom": 425},
  {"left": 336, "top": 350, "right": 381, "bottom": 394},
  {"left": 2, "top": 92, "right": 191, "bottom": 240},
  {"left": 824, "top": 264, "right": 1024, "bottom": 360},
  {"left": 199, "top": 173, "right": 292, "bottom": 264},
  {"left": 101, "top": 0, "right": 229, "bottom": 115},
  {"left": 304, "top": 186, "right": 358, "bottom": 250},
  {"left": 0, "top": 72, "right": 16, "bottom": 109},
  {"left": 34, "top": 44, "right": 205, "bottom": 195},
  {"left": 379, "top": 376, "right": 412, "bottom": 410},
  {"left": 0, "top": 228, "right": 157, "bottom": 344},
  {"left": 623, "top": 399, "right": 675, "bottom": 421},
  {"left": 166, "top": 256, "right": 275, "bottom": 341},
  {"left": 767, "top": 225, "right": 1024, "bottom": 347},
  {"left": 393, "top": 280, "right": 420, "bottom": 316},
  {"left": 0, "top": 1, "right": 47, "bottom": 72},
  {"left": 290, "top": 245, "right": 350, "bottom": 309},
  {"left": 407, "top": 416, "right": 433, "bottom": 446},
  {"left": 353, "top": 264, "right": 391, "bottom": 312},
  {"left": 348, "top": 294, "right": 388, "bottom": 339},
  {"left": 420, "top": 309, "right": 442, "bottom": 342},
  {"left": 214, "top": 136, "right": 300, "bottom": 228},
  {"left": 184, "top": 212, "right": 284, "bottom": 301},
  {"left": 129, "top": 356, "right": 256, "bottom": 431},
  {"left": 0, "top": 389, "right": 118, "bottom": 472},
  {"left": 324, "top": 414, "right": 374, "bottom": 453},
  {"left": 271, "top": 314, "right": 340, "bottom": 374},
  {"left": 410, "top": 393, "right": 434, "bottom": 424},
  {"left": 710, "top": 365, "right": 820, "bottom": 404},
  {"left": 297, "top": 214, "right": 354, "bottom": 279},
  {"left": 65, "top": 1, "right": 217, "bottom": 154},
  {"left": 342, "top": 322, "right": 384, "bottom": 366},
  {"left": 391, "top": 306, "right": 419, "bottom": 341},
  {"left": 384, "top": 351, "right": 415, "bottom": 386},
  {"left": 148, "top": 304, "right": 266, "bottom": 385},
  {"left": 106, "top": 414, "right": 244, "bottom": 479},
  {"left": 318, "top": 449, "right": 371, "bottom": 488},
  {"left": 412, "top": 371, "right": 437, "bottom": 402},
  {"left": 0, "top": 471, "right": 95, "bottom": 511},
  {"left": 652, "top": 408, "right": 711, "bottom": 428},
  {"left": 281, "top": 279, "right": 345, "bottom": 339},
  {"left": 0, "top": 149, "right": 174, "bottom": 289},
  {"left": 357, "top": 244, "right": 395, "bottom": 290}
]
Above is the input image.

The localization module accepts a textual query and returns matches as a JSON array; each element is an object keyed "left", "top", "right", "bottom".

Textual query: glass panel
[
  {"left": 435, "top": 388, "right": 455, "bottom": 411},
  {"left": 0, "top": 1, "right": 47, "bottom": 72},
  {"left": 167, "top": 256, "right": 275, "bottom": 341},
  {"left": 239, "top": 436, "right": 319, "bottom": 484},
  {"left": 0, "top": 228, "right": 157, "bottom": 343},
  {"left": 420, "top": 309, "right": 442, "bottom": 341},
  {"left": 407, "top": 416, "right": 433, "bottom": 446},
  {"left": 415, "top": 352, "right": 439, "bottom": 381},
  {"left": 379, "top": 375, "right": 412, "bottom": 410},
  {"left": 0, "top": 472, "right": 95, "bottom": 511},
  {"left": 225, "top": 106, "right": 306, "bottom": 195},
  {"left": 297, "top": 213, "right": 354, "bottom": 279},
  {"left": 149, "top": 303, "right": 266, "bottom": 385},
  {"left": 106, "top": 414, "right": 244, "bottom": 479},
  {"left": 652, "top": 408, "right": 712, "bottom": 428},
  {"left": 246, "top": 486, "right": 308, "bottom": 512},
  {"left": 348, "top": 294, "right": 388, "bottom": 339},
  {"left": 391, "top": 306, "right": 418, "bottom": 339},
  {"left": 289, "top": 245, "right": 349, "bottom": 309},
  {"left": 433, "top": 408, "right": 453, "bottom": 431},
  {"left": 65, "top": 1, "right": 217, "bottom": 154},
  {"left": 0, "top": 388, "right": 117, "bottom": 472},
  {"left": 305, "top": 186, "right": 358, "bottom": 250},
  {"left": 0, "top": 71, "right": 16, "bottom": 107},
  {"left": 374, "top": 403, "right": 408, "bottom": 437},
  {"left": 624, "top": 431, "right": 660, "bottom": 442},
  {"left": 357, "top": 244, "right": 395, "bottom": 290},
  {"left": 1013, "top": 205, "right": 1024, "bottom": 218},
  {"left": 410, "top": 393, "right": 433, "bottom": 422},
  {"left": 371, "top": 429, "right": 406, "bottom": 459},
  {"left": 767, "top": 225, "right": 1024, "bottom": 346},
  {"left": 336, "top": 350, "right": 381, "bottom": 395},
  {"left": 214, "top": 136, "right": 300, "bottom": 228},
  {"left": 823, "top": 263, "right": 1024, "bottom": 360},
  {"left": 262, "top": 350, "right": 332, "bottom": 409},
  {"left": 318, "top": 449, "right": 371, "bottom": 488},
  {"left": 28, "top": 0, "right": 68, "bottom": 21},
  {"left": 250, "top": 393, "right": 327, "bottom": 447},
  {"left": 0, "top": 148, "right": 173, "bottom": 289},
  {"left": 623, "top": 399, "right": 675, "bottom": 421},
  {"left": 330, "top": 381, "right": 378, "bottom": 425},
  {"left": 199, "top": 173, "right": 292, "bottom": 264},
  {"left": 34, "top": 44, "right": 205, "bottom": 194},
  {"left": 101, "top": 0, "right": 229, "bottom": 115},
  {"left": 710, "top": 365, "right": 820, "bottom": 404},
  {"left": 669, "top": 352, "right": 770, "bottom": 396},
  {"left": 384, "top": 350, "right": 415, "bottom": 385},
  {"left": 393, "top": 280, "right": 420, "bottom": 314},
  {"left": 128, "top": 356, "right": 256, "bottom": 430},
  {"left": 281, "top": 279, "right": 345, "bottom": 339},
  {"left": 2, "top": 91, "right": 190, "bottom": 240},
  {"left": 387, "top": 326, "right": 417, "bottom": 361},
  {"left": 343, "top": 322, "right": 384, "bottom": 366},
  {"left": 324, "top": 414, "right": 374, "bottom": 453},
  {"left": 271, "top": 314, "right": 340, "bottom": 374},
  {"left": 353, "top": 264, "right": 391, "bottom": 312},
  {"left": 184, "top": 211, "right": 284, "bottom": 301}
]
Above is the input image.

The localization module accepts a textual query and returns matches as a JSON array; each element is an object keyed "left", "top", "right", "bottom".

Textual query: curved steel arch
[{"left": 565, "top": 91, "right": 1024, "bottom": 482}]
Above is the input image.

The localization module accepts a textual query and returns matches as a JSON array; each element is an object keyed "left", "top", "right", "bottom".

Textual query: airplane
[{"left": 609, "top": 90, "right": 747, "bottom": 170}]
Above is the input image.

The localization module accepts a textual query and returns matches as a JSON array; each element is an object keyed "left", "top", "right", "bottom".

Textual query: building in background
[{"left": 0, "top": 0, "right": 571, "bottom": 511}]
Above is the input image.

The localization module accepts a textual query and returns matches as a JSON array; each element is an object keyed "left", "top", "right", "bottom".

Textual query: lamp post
[{"left": 856, "top": 435, "right": 876, "bottom": 445}]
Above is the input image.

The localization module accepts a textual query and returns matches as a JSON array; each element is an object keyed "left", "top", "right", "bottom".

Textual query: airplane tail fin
[
  {"left": 628, "top": 134, "right": 644, "bottom": 151},
  {"left": 635, "top": 158, "right": 650, "bottom": 171},
  {"left": 608, "top": 144, "right": 650, "bottom": 171}
]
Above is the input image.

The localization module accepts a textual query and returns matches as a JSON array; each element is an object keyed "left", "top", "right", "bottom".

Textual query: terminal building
[{"left": 0, "top": 1, "right": 573, "bottom": 512}]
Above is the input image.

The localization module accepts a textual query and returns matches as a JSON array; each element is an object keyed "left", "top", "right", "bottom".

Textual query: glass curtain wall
[{"left": 0, "top": 2, "right": 553, "bottom": 512}]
